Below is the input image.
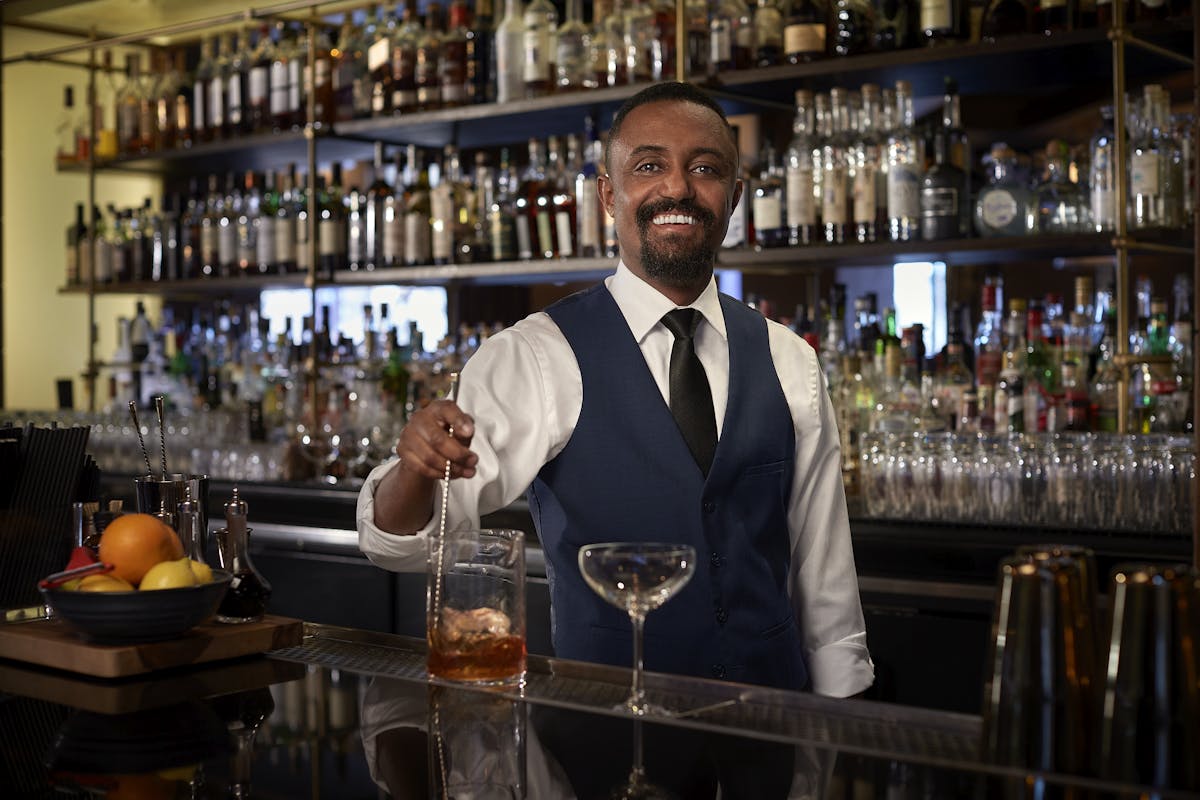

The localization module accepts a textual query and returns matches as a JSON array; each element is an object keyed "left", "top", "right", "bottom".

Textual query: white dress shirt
[{"left": 358, "top": 262, "right": 874, "bottom": 697}]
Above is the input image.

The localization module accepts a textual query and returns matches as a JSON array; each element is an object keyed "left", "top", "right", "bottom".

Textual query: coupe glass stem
[{"left": 629, "top": 610, "right": 646, "bottom": 714}]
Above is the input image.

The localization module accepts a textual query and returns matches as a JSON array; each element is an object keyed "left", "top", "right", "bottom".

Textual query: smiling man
[{"left": 357, "top": 82, "right": 873, "bottom": 699}]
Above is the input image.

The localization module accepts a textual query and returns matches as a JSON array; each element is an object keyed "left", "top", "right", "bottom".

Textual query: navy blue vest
[{"left": 530, "top": 284, "right": 808, "bottom": 690}]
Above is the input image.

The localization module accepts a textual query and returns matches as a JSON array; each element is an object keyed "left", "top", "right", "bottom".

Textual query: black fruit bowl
[{"left": 41, "top": 570, "right": 232, "bottom": 645}]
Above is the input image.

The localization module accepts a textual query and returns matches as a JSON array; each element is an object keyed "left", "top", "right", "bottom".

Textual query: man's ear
[
  {"left": 731, "top": 178, "right": 743, "bottom": 215},
  {"left": 598, "top": 173, "right": 615, "bottom": 217}
]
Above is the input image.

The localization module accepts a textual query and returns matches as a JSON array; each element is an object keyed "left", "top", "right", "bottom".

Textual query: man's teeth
[{"left": 653, "top": 214, "right": 696, "bottom": 225}]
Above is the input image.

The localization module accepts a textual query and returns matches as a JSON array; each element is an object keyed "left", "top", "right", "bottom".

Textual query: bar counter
[{"left": 1, "top": 622, "right": 1196, "bottom": 799}]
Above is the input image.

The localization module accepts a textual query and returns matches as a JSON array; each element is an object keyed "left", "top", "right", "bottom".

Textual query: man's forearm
[{"left": 372, "top": 462, "right": 438, "bottom": 535}]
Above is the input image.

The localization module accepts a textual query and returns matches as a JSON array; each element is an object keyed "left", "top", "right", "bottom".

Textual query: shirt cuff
[
  {"left": 356, "top": 458, "right": 436, "bottom": 573},
  {"left": 806, "top": 635, "right": 875, "bottom": 698}
]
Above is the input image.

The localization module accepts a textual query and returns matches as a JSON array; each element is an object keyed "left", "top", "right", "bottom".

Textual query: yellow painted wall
[{"left": 2, "top": 28, "right": 160, "bottom": 411}]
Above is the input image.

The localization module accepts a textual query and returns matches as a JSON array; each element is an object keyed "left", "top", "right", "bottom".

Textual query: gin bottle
[
  {"left": 974, "top": 143, "right": 1034, "bottom": 237},
  {"left": 886, "top": 81, "right": 921, "bottom": 241},
  {"left": 785, "top": 89, "right": 819, "bottom": 246},
  {"left": 851, "top": 84, "right": 884, "bottom": 244}
]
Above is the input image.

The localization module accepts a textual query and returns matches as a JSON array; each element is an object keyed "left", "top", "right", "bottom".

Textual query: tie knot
[{"left": 662, "top": 308, "right": 701, "bottom": 341}]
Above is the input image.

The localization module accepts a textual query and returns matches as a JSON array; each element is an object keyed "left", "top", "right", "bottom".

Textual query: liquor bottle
[
  {"left": 490, "top": 147, "right": 520, "bottom": 261},
  {"left": 117, "top": 53, "right": 143, "bottom": 155},
  {"left": 466, "top": 0, "right": 495, "bottom": 103},
  {"left": 154, "top": 193, "right": 180, "bottom": 281},
  {"left": 1035, "top": 0, "right": 1072, "bottom": 33},
  {"left": 179, "top": 179, "right": 202, "bottom": 280},
  {"left": 496, "top": 0, "right": 526, "bottom": 104},
  {"left": 974, "top": 143, "right": 1035, "bottom": 236},
  {"left": 347, "top": 181, "right": 367, "bottom": 270},
  {"left": 994, "top": 350, "right": 1025, "bottom": 432},
  {"left": 296, "top": 171, "right": 314, "bottom": 276},
  {"left": 217, "top": 172, "right": 240, "bottom": 278},
  {"left": 710, "top": 0, "right": 753, "bottom": 72},
  {"left": 624, "top": 0, "right": 656, "bottom": 83},
  {"left": 441, "top": 0, "right": 471, "bottom": 107},
  {"left": 874, "top": 0, "right": 917, "bottom": 49},
  {"left": 1129, "top": 298, "right": 1177, "bottom": 432},
  {"left": 920, "top": 120, "right": 969, "bottom": 240},
  {"left": 236, "top": 171, "right": 260, "bottom": 275},
  {"left": 319, "top": 164, "right": 348, "bottom": 274},
  {"left": 364, "top": 142, "right": 391, "bottom": 270},
  {"left": 404, "top": 145, "right": 433, "bottom": 266},
  {"left": 269, "top": 22, "right": 295, "bottom": 131},
  {"left": 431, "top": 145, "right": 458, "bottom": 264},
  {"left": 1035, "top": 139, "right": 1089, "bottom": 232},
  {"left": 647, "top": 0, "right": 677, "bottom": 81},
  {"left": 683, "top": 0, "right": 710, "bottom": 77},
  {"left": 367, "top": 6, "right": 396, "bottom": 117},
  {"left": 833, "top": 0, "right": 877, "bottom": 56},
  {"left": 227, "top": 29, "right": 250, "bottom": 136},
  {"left": 920, "top": 0, "right": 967, "bottom": 43},
  {"left": 210, "top": 34, "right": 235, "bottom": 139},
  {"left": 137, "top": 53, "right": 160, "bottom": 153},
  {"left": 515, "top": 138, "right": 548, "bottom": 259},
  {"left": 383, "top": 149, "right": 407, "bottom": 267},
  {"left": 552, "top": 136, "right": 579, "bottom": 257},
  {"left": 933, "top": 340, "right": 973, "bottom": 430},
  {"left": 821, "top": 88, "right": 851, "bottom": 244},
  {"left": 275, "top": 165, "right": 299, "bottom": 273},
  {"left": 785, "top": 90, "right": 819, "bottom": 246},
  {"left": 755, "top": 0, "right": 786, "bottom": 66},
  {"left": 415, "top": 2, "right": 445, "bottom": 111},
  {"left": 754, "top": 142, "right": 788, "bottom": 249},
  {"left": 332, "top": 18, "right": 361, "bottom": 122},
  {"left": 256, "top": 170, "right": 278, "bottom": 273},
  {"left": 305, "top": 25, "right": 336, "bottom": 128},
  {"left": 193, "top": 37, "right": 216, "bottom": 143},
  {"left": 391, "top": 0, "right": 420, "bottom": 113},
  {"left": 1090, "top": 311, "right": 1120, "bottom": 432},
  {"left": 523, "top": 0, "right": 558, "bottom": 97},
  {"left": 576, "top": 117, "right": 603, "bottom": 258},
  {"left": 463, "top": 151, "right": 494, "bottom": 263},
  {"left": 556, "top": 0, "right": 589, "bottom": 90},
  {"left": 55, "top": 86, "right": 80, "bottom": 166},
  {"left": 851, "top": 84, "right": 883, "bottom": 243},
  {"left": 1130, "top": 84, "right": 1180, "bottom": 230},
  {"left": 886, "top": 81, "right": 921, "bottom": 241},
  {"left": 65, "top": 203, "right": 86, "bottom": 286},
  {"left": 162, "top": 50, "right": 191, "bottom": 150},
  {"left": 1023, "top": 302, "right": 1058, "bottom": 432},
  {"left": 247, "top": 24, "right": 273, "bottom": 133}
]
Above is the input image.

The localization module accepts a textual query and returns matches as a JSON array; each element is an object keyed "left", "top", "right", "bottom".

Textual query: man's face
[{"left": 599, "top": 100, "right": 742, "bottom": 295}]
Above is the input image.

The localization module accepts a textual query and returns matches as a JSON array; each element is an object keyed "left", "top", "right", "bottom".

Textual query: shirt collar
[{"left": 607, "top": 261, "right": 727, "bottom": 344}]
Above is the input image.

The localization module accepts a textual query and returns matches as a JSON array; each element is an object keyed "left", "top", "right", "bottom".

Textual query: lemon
[
  {"left": 78, "top": 574, "right": 135, "bottom": 592},
  {"left": 139, "top": 558, "right": 198, "bottom": 591},
  {"left": 188, "top": 559, "right": 213, "bottom": 584}
]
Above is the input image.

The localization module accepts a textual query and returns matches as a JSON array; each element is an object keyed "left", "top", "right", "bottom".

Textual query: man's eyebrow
[{"left": 625, "top": 144, "right": 733, "bottom": 163}]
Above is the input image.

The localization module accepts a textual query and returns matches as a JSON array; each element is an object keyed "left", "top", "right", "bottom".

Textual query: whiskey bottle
[
  {"left": 710, "top": 0, "right": 753, "bottom": 71},
  {"left": 755, "top": 0, "right": 786, "bottom": 66},
  {"left": 441, "top": 0, "right": 471, "bottom": 107}
]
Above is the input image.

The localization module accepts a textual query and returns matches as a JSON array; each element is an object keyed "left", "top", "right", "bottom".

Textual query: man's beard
[{"left": 635, "top": 199, "right": 719, "bottom": 288}]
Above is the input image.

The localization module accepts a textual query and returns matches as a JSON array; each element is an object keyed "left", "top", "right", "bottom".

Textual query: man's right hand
[
  {"left": 373, "top": 400, "right": 479, "bottom": 535},
  {"left": 395, "top": 399, "right": 479, "bottom": 480}
]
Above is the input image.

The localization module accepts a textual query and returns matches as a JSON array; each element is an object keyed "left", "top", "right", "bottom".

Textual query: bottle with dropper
[{"left": 215, "top": 486, "right": 271, "bottom": 623}]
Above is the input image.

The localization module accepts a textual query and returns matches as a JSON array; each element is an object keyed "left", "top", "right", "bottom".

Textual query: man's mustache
[{"left": 635, "top": 199, "right": 717, "bottom": 230}]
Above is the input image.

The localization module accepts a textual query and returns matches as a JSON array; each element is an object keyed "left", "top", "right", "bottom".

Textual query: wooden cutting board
[{"left": 0, "top": 615, "right": 304, "bottom": 678}]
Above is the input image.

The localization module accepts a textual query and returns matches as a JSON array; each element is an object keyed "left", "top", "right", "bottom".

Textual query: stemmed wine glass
[{"left": 578, "top": 542, "right": 697, "bottom": 717}]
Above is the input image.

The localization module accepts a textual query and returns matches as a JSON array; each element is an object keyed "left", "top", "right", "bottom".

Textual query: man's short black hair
[{"left": 604, "top": 82, "right": 735, "bottom": 172}]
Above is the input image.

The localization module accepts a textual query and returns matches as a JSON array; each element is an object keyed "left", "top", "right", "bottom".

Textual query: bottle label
[
  {"left": 1130, "top": 151, "right": 1160, "bottom": 196},
  {"left": 921, "top": 187, "right": 958, "bottom": 218},
  {"left": 296, "top": 214, "right": 310, "bottom": 270},
  {"left": 384, "top": 206, "right": 404, "bottom": 263},
  {"left": 254, "top": 217, "right": 276, "bottom": 268},
  {"left": 367, "top": 37, "right": 391, "bottom": 73},
  {"left": 1041, "top": 0, "right": 1067, "bottom": 7},
  {"left": 491, "top": 212, "right": 518, "bottom": 261},
  {"left": 405, "top": 212, "right": 431, "bottom": 263},
  {"left": 555, "top": 211, "right": 574, "bottom": 257},
  {"left": 853, "top": 166, "right": 876, "bottom": 223},
  {"left": 227, "top": 75, "right": 243, "bottom": 124},
  {"left": 710, "top": 23, "right": 732, "bottom": 64},
  {"left": 348, "top": 216, "right": 366, "bottom": 264},
  {"left": 319, "top": 217, "right": 343, "bottom": 258},
  {"left": 209, "top": 80, "right": 224, "bottom": 126},
  {"left": 753, "top": 194, "right": 783, "bottom": 230},
  {"left": 288, "top": 60, "right": 302, "bottom": 113},
  {"left": 523, "top": 28, "right": 551, "bottom": 84},
  {"left": 755, "top": 10, "right": 783, "bottom": 49},
  {"left": 784, "top": 24, "right": 825, "bottom": 56},
  {"left": 275, "top": 216, "right": 296, "bottom": 264},
  {"left": 535, "top": 210, "right": 554, "bottom": 257},
  {"left": 822, "top": 166, "right": 848, "bottom": 225},
  {"left": 201, "top": 224, "right": 219, "bottom": 265},
  {"left": 193, "top": 80, "right": 207, "bottom": 131},
  {"left": 431, "top": 185, "right": 454, "bottom": 261},
  {"left": 249, "top": 66, "right": 269, "bottom": 106},
  {"left": 1091, "top": 187, "right": 1114, "bottom": 228},
  {"left": 920, "top": 0, "right": 953, "bottom": 30},
  {"left": 218, "top": 222, "right": 237, "bottom": 265},
  {"left": 785, "top": 165, "right": 816, "bottom": 226},
  {"left": 515, "top": 214, "right": 533, "bottom": 259},
  {"left": 270, "top": 61, "right": 288, "bottom": 115},
  {"left": 578, "top": 178, "right": 600, "bottom": 249},
  {"left": 980, "top": 189, "right": 1018, "bottom": 228},
  {"left": 95, "top": 239, "right": 112, "bottom": 282},
  {"left": 887, "top": 166, "right": 921, "bottom": 219}
]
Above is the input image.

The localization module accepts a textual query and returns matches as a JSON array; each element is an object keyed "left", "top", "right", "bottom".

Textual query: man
[{"left": 358, "top": 81, "right": 873, "bottom": 698}]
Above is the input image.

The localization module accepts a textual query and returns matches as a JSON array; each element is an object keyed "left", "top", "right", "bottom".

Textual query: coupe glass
[{"left": 578, "top": 542, "right": 696, "bottom": 716}]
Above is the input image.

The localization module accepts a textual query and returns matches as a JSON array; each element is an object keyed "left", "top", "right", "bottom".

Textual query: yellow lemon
[
  {"left": 188, "top": 559, "right": 213, "bottom": 584},
  {"left": 78, "top": 574, "right": 135, "bottom": 592},
  {"left": 139, "top": 558, "right": 198, "bottom": 591}
]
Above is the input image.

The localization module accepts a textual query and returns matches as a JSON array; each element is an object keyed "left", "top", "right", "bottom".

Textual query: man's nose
[{"left": 658, "top": 165, "right": 695, "bottom": 199}]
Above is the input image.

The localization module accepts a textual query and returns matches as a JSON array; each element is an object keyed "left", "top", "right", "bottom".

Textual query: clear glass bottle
[
  {"left": 624, "top": 0, "right": 656, "bottom": 83},
  {"left": 1089, "top": 105, "right": 1117, "bottom": 232},
  {"left": 754, "top": 141, "right": 788, "bottom": 249},
  {"left": 821, "top": 87, "right": 851, "bottom": 244},
  {"left": 886, "top": 80, "right": 921, "bottom": 241},
  {"left": 556, "top": 0, "right": 590, "bottom": 90},
  {"left": 404, "top": 145, "right": 433, "bottom": 266},
  {"left": 974, "top": 143, "right": 1035, "bottom": 237},
  {"left": 1036, "top": 139, "right": 1090, "bottom": 233},
  {"left": 786, "top": 89, "right": 819, "bottom": 246},
  {"left": 1130, "top": 84, "right": 1181, "bottom": 230},
  {"left": 364, "top": 141, "right": 391, "bottom": 270},
  {"left": 851, "top": 84, "right": 883, "bottom": 244},
  {"left": 1090, "top": 310, "right": 1121, "bottom": 432},
  {"left": 523, "top": 0, "right": 558, "bottom": 97},
  {"left": 575, "top": 116, "right": 603, "bottom": 257}
]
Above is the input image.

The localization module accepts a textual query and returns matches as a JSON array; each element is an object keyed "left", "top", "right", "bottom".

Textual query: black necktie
[{"left": 661, "top": 309, "right": 717, "bottom": 476}]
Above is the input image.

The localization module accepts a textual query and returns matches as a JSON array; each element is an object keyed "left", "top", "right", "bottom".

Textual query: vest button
[
  {"left": 710, "top": 552, "right": 722, "bottom": 568},
  {"left": 711, "top": 664, "right": 726, "bottom": 679},
  {"left": 702, "top": 501, "right": 716, "bottom": 513},
  {"left": 715, "top": 608, "right": 728, "bottom": 624}
]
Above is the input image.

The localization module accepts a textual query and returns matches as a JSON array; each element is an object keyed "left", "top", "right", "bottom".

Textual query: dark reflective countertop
[{"left": 2, "top": 623, "right": 1197, "bottom": 799}]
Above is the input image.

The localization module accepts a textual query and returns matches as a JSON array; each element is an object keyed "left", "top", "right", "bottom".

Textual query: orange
[{"left": 98, "top": 513, "right": 183, "bottom": 586}]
